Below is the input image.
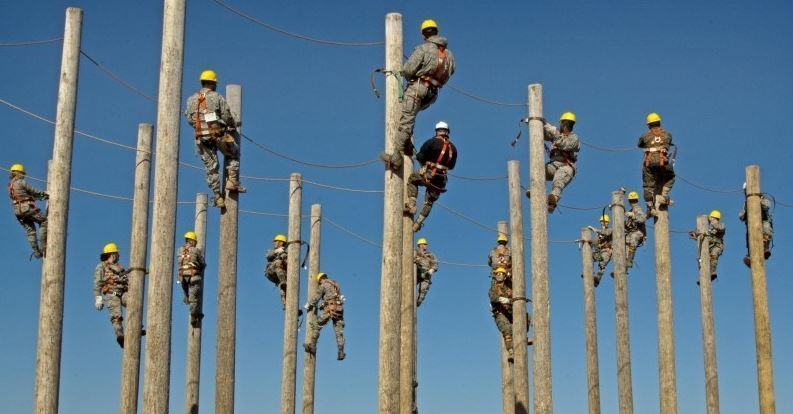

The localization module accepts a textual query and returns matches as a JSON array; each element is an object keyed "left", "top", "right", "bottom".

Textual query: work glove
[
  {"left": 95, "top": 295, "right": 104, "bottom": 311},
  {"left": 42, "top": 193, "right": 50, "bottom": 200},
  {"left": 587, "top": 225, "right": 596, "bottom": 232},
  {"left": 427, "top": 269, "right": 434, "bottom": 275},
  {"left": 305, "top": 303, "right": 315, "bottom": 311},
  {"left": 498, "top": 297, "right": 510, "bottom": 305},
  {"left": 625, "top": 212, "right": 635, "bottom": 219}
]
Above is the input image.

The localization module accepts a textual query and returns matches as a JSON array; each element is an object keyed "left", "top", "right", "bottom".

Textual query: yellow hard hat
[
  {"left": 316, "top": 272, "right": 328, "bottom": 282},
  {"left": 560, "top": 112, "right": 576, "bottom": 123},
  {"left": 497, "top": 234, "right": 508, "bottom": 243},
  {"left": 494, "top": 267, "right": 507, "bottom": 274},
  {"left": 709, "top": 210, "right": 722, "bottom": 220},
  {"left": 416, "top": 237, "right": 428, "bottom": 246},
  {"left": 184, "top": 231, "right": 197, "bottom": 241},
  {"left": 10, "top": 163, "right": 25, "bottom": 173},
  {"left": 420, "top": 19, "right": 438, "bottom": 32},
  {"left": 273, "top": 234, "right": 287, "bottom": 243},
  {"left": 646, "top": 112, "right": 662, "bottom": 124},
  {"left": 627, "top": 191, "right": 640, "bottom": 201},
  {"left": 103, "top": 243, "right": 119, "bottom": 254},
  {"left": 600, "top": 214, "right": 610, "bottom": 223},
  {"left": 200, "top": 70, "right": 218, "bottom": 83}
]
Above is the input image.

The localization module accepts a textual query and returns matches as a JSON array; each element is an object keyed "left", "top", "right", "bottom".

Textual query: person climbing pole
[
  {"left": 414, "top": 237, "right": 439, "bottom": 307},
  {"left": 624, "top": 191, "right": 647, "bottom": 270},
  {"left": 690, "top": 210, "right": 725, "bottom": 282},
  {"left": 7, "top": 163, "right": 48, "bottom": 259},
  {"left": 525, "top": 112, "right": 581, "bottom": 213},
  {"left": 489, "top": 267, "right": 532, "bottom": 363},
  {"left": 739, "top": 182, "right": 773, "bottom": 267},
  {"left": 304, "top": 272, "right": 346, "bottom": 361},
  {"left": 588, "top": 215, "right": 612, "bottom": 287},
  {"left": 638, "top": 112, "right": 675, "bottom": 217},
  {"left": 93, "top": 243, "right": 143, "bottom": 348},
  {"left": 379, "top": 19, "right": 455, "bottom": 170},
  {"left": 177, "top": 231, "right": 206, "bottom": 327},
  {"left": 488, "top": 233, "right": 512, "bottom": 276},
  {"left": 184, "top": 69, "right": 244, "bottom": 208},
  {"left": 405, "top": 121, "right": 458, "bottom": 232},
  {"left": 265, "top": 234, "right": 289, "bottom": 308}
]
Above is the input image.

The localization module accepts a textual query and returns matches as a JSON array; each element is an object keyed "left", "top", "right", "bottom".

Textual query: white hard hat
[{"left": 435, "top": 121, "right": 449, "bottom": 131}]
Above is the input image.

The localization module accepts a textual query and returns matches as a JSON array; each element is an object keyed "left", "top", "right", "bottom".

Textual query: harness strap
[{"left": 8, "top": 178, "right": 34, "bottom": 204}]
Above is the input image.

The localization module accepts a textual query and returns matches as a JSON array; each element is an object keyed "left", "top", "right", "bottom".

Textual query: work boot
[
  {"left": 547, "top": 194, "right": 559, "bottom": 213},
  {"left": 743, "top": 256, "right": 752, "bottom": 268},
  {"left": 593, "top": 276, "right": 601, "bottom": 288},
  {"left": 141, "top": 328, "right": 147, "bottom": 336},
  {"left": 190, "top": 313, "right": 204, "bottom": 328},
  {"left": 116, "top": 335, "right": 125, "bottom": 348},
  {"left": 226, "top": 179, "right": 247, "bottom": 194},
  {"left": 646, "top": 202, "right": 656, "bottom": 217},
  {"left": 379, "top": 152, "right": 403, "bottom": 171},
  {"left": 525, "top": 189, "right": 531, "bottom": 199},
  {"left": 413, "top": 215, "right": 426, "bottom": 232},
  {"left": 32, "top": 248, "right": 43, "bottom": 259},
  {"left": 764, "top": 250, "right": 772, "bottom": 259},
  {"left": 337, "top": 349, "right": 346, "bottom": 361},
  {"left": 213, "top": 194, "right": 225, "bottom": 208},
  {"left": 298, "top": 309, "right": 303, "bottom": 318},
  {"left": 403, "top": 199, "right": 417, "bottom": 215},
  {"left": 304, "top": 342, "right": 316, "bottom": 354},
  {"left": 527, "top": 337, "right": 534, "bottom": 346}
]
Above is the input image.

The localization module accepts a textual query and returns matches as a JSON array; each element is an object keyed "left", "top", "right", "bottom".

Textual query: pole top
[
  {"left": 580, "top": 227, "right": 592, "bottom": 242},
  {"left": 386, "top": 12, "right": 402, "bottom": 19}
]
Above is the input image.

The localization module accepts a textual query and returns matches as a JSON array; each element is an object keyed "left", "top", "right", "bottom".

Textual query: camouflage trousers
[
  {"left": 15, "top": 208, "right": 47, "bottom": 254},
  {"left": 492, "top": 309, "right": 531, "bottom": 352},
  {"left": 407, "top": 168, "right": 446, "bottom": 222},
  {"left": 265, "top": 267, "right": 287, "bottom": 306},
  {"left": 104, "top": 291, "right": 127, "bottom": 336},
  {"left": 394, "top": 81, "right": 438, "bottom": 155},
  {"left": 708, "top": 244, "right": 723, "bottom": 275},
  {"left": 626, "top": 231, "right": 645, "bottom": 267},
  {"left": 180, "top": 274, "right": 203, "bottom": 317},
  {"left": 196, "top": 135, "right": 240, "bottom": 195},
  {"left": 593, "top": 248, "right": 612, "bottom": 276},
  {"left": 416, "top": 271, "right": 433, "bottom": 306},
  {"left": 545, "top": 161, "right": 575, "bottom": 199},
  {"left": 306, "top": 310, "right": 345, "bottom": 351},
  {"left": 642, "top": 164, "right": 675, "bottom": 203}
]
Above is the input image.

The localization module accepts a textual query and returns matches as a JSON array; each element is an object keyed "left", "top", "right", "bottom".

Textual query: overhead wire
[
  {"left": 79, "top": 50, "right": 157, "bottom": 102},
  {"left": 240, "top": 133, "right": 379, "bottom": 169},
  {"left": 0, "top": 37, "right": 62, "bottom": 47}
]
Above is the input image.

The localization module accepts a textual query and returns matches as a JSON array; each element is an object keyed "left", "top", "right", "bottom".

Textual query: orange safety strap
[
  {"left": 430, "top": 137, "right": 452, "bottom": 176},
  {"left": 194, "top": 92, "right": 207, "bottom": 139},
  {"left": 7, "top": 178, "right": 33, "bottom": 204}
]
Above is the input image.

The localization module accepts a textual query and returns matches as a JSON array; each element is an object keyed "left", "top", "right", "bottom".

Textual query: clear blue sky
[{"left": 1, "top": 1, "right": 792, "bottom": 413}]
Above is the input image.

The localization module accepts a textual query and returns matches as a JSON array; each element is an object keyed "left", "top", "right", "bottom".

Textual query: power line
[
  {"left": 448, "top": 172, "right": 507, "bottom": 181},
  {"left": 79, "top": 50, "right": 157, "bottom": 102},
  {"left": 0, "top": 37, "right": 62, "bottom": 47},
  {"left": 677, "top": 175, "right": 743, "bottom": 194},
  {"left": 580, "top": 140, "right": 637, "bottom": 153},
  {"left": 445, "top": 84, "right": 525, "bottom": 107},
  {"left": 240, "top": 133, "right": 379, "bottom": 169},
  {"left": 436, "top": 201, "right": 499, "bottom": 233}
]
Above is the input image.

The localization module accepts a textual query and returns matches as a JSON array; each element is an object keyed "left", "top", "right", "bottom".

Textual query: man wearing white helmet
[{"left": 405, "top": 121, "right": 458, "bottom": 232}]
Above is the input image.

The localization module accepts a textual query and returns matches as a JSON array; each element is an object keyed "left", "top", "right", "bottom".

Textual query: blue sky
[{"left": 1, "top": 0, "right": 792, "bottom": 413}]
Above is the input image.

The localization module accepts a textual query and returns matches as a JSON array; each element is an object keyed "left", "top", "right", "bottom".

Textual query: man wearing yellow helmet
[
  {"left": 704, "top": 210, "right": 726, "bottom": 281},
  {"left": 94, "top": 243, "right": 134, "bottom": 348},
  {"left": 525, "top": 112, "right": 581, "bottom": 213},
  {"left": 177, "top": 231, "right": 206, "bottom": 326},
  {"left": 380, "top": 19, "right": 455, "bottom": 170},
  {"left": 624, "top": 191, "right": 647, "bottom": 269},
  {"left": 588, "top": 215, "right": 612, "bottom": 287},
  {"left": 489, "top": 267, "right": 532, "bottom": 362},
  {"left": 488, "top": 233, "right": 512, "bottom": 275},
  {"left": 7, "top": 163, "right": 49, "bottom": 258},
  {"left": 184, "top": 69, "right": 244, "bottom": 208},
  {"left": 265, "top": 234, "right": 290, "bottom": 307},
  {"left": 738, "top": 187, "right": 773, "bottom": 267},
  {"left": 304, "top": 272, "right": 346, "bottom": 360},
  {"left": 638, "top": 112, "right": 675, "bottom": 215},
  {"left": 414, "top": 237, "right": 439, "bottom": 307}
]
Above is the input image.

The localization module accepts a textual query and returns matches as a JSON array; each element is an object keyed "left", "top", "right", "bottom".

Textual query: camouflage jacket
[
  {"left": 178, "top": 243, "right": 205, "bottom": 277},
  {"left": 93, "top": 261, "right": 128, "bottom": 296},
  {"left": 739, "top": 196, "right": 773, "bottom": 224},
  {"left": 184, "top": 88, "right": 236, "bottom": 137},
  {"left": 266, "top": 247, "right": 288, "bottom": 272},
  {"left": 402, "top": 35, "right": 455, "bottom": 87},
  {"left": 414, "top": 249, "right": 439, "bottom": 274},
  {"left": 8, "top": 176, "right": 46, "bottom": 213},
  {"left": 593, "top": 226, "right": 613, "bottom": 250},
  {"left": 488, "top": 279, "right": 513, "bottom": 315},
  {"left": 707, "top": 220, "right": 726, "bottom": 247},
  {"left": 310, "top": 278, "right": 344, "bottom": 312},
  {"left": 488, "top": 244, "right": 512, "bottom": 271},
  {"left": 638, "top": 127, "right": 673, "bottom": 166},
  {"left": 625, "top": 204, "right": 647, "bottom": 234},
  {"left": 543, "top": 123, "right": 580, "bottom": 164}
]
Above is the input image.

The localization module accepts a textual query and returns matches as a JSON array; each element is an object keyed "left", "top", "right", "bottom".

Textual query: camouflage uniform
[
  {"left": 305, "top": 277, "right": 345, "bottom": 359},
  {"left": 265, "top": 246, "right": 288, "bottom": 306},
  {"left": 739, "top": 196, "right": 773, "bottom": 264},
  {"left": 543, "top": 122, "right": 580, "bottom": 201},
  {"left": 177, "top": 242, "right": 206, "bottom": 325},
  {"left": 705, "top": 218, "right": 726, "bottom": 278},
  {"left": 488, "top": 243, "right": 512, "bottom": 275},
  {"left": 414, "top": 247, "right": 439, "bottom": 307},
  {"left": 184, "top": 87, "right": 241, "bottom": 200},
  {"left": 488, "top": 276, "right": 531, "bottom": 359},
  {"left": 592, "top": 225, "right": 613, "bottom": 284},
  {"left": 8, "top": 175, "right": 48, "bottom": 257},
  {"left": 638, "top": 127, "right": 675, "bottom": 208},
  {"left": 624, "top": 203, "right": 647, "bottom": 269},
  {"left": 94, "top": 260, "right": 129, "bottom": 344}
]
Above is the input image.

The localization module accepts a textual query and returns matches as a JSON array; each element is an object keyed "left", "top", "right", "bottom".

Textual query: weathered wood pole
[
  {"left": 119, "top": 123, "right": 153, "bottom": 414},
  {"left": 184, "top": 193, "right": 208, "bottom": 414},
  {"left": 301, "top": 204, "right": 322, "bottom": 414},
  {"left": 141, "top": 0, "right": 186, "bottom": 411},
  {"left": 611, "top": 190, "right": 633, "bottom": 414},
  {"left": 696, "top": 215, "right": 720, "bottom": 414},
  {"left": 379, "top": 12, "right": 404, "bottom": 414},
  {"left": 215, "top": 84, "right": 242, "bottom": 414},
  {"left": 580, "top": 228, "right": 601, "bottom": 414},
  {"left": 400, "top": 157, "right": 416, "bottom": 414},
  {"left": 508, "top": 161, "right": 530, "bottom": 414},
  {"left": 280, "top": 173, "right": 303, "bottom": 414},
  {"left": 653, "top": 194, "right": 678, "bottom": 414},
  {"left": 32, "top": 8, "right": 82, "bottom": 414},
  {"left": 498, "top": 221, "right": 515, "bottom": 414},
  {"left": 527, "top": 84, "right": 552, "bottom": 414},
  {"left": 745, "top": 165, "right": 776, "bottom": 414}
]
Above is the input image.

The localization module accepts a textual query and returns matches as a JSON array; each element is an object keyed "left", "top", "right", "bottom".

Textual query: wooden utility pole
[
  {"left": 184, "top": 193, "right": 208, "bottom": 414},
  {"left": 745, "top": 165, "right": 776, "bottom": 414},
  {"left": 379, "top": 12, "right": 404, "bottom": 414},
  {"left": 508, "top": 161, "right": 530, "bottom": 414},
  {"left": 580, "top": 228, "right": 601, "bottom": 414},
  {"left": 215, "top": 84, "right": 242, "bottom": 414},
  {"left": 33, "top": 8, "right": 82, "bottom": 414},
  {"left": 696, "top": 215, "right": 720, "bottom": 414},
  {"left": 527, "top": 84, "right": 552, "bottom": 414},
  {"left": 280, "top": 173, "right": 303, "bottom": 414},
  {"left": 498, "top": 221, "right": 515, "bottom": 414},
  {"left": 119, "top": 123, "right": 153, "bottom": 414},
  {"left": 301, "top": 204, "right": 322, "bottom": 414},
  {"left": 142, "top": 0, "right": 185, "bottom": 411},
  {"left": 400, "top": 158, "right": 416, "bottom": 414},
  {"left": 611, "top": 191, "right": 633, "bottom": 414},
  {"left": 653, "top": 195, "right": 678, "bottom": 414}
]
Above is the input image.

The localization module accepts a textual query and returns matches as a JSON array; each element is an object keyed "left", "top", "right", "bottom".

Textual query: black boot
[
  {"left": 337, "top": 349, "right": 346, "bottom": 361},
  {"left": 304, "top": 342, "right": 316, "bottom": 354}
]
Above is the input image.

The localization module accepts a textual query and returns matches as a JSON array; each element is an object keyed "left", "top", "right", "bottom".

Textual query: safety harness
[
  {"left": 416, "top": 45, "right": 451, "bottom": 89},
  {"left": 8, "top": 177, "right": 38, "bottom": 216},
  {"left": 178, "top": 245, "right": 201, "bottom": 278},
  {"left": 193, "top": 91, "right": 224, "bottom": 141},
  {"left": 321, "top": 279, "right": 344, "bottom": 319},
  {"left": 642, "top": 129, "right": 672, "bottom": 168},
  {"left": 101, "top": 263, "right": 128, "bottom": 296}
]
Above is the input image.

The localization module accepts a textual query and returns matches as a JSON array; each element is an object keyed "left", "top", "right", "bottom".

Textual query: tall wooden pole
[
  {"left": 745, "top": 165, "right": 776, "bottom": 414},
  {"left": 119, "top": 123, "right": 153, "bottom": 414},
  {"left": 498, "top": 221, "right": 515, "bottom": 414},
  {"left": 653, "top": 195, "right": 678, "bottom": 414},
  {"left": 580, "top": 228, "right": 601, "bottom": 414},
  {"left": 301, "top": 204, "right": 322, "bottom": 414},
  {"left": 527, "top": 84, "right": 552, "bottom": 414},
  {"left": 280, "top": 173, "right": 303, "bottom": 414},
  {"left": 696, "top": 215, "right": 720, "bottom": 414},
  {"left": 184, "top": 193, "right": 208, "bottom": 414},
  {"left": 611, "top": 191, "right": 633, "bottom": 414},
  {"left": 142, "top": 0, "right": 185, "bottom": 411},
  {"left": 400, "top": 158, "right": 416, "bottom": 414},
  {"left": 33, "top": 8, "right": 82, "bottom": 414},
  {"left": 215, "top": 84, "right": 242, "bottom": 414},
  {"left": 508, "top": 161, "right": 530, "bottom": 414},
  {"left": 379, "top": 12, "right": 404, "bottom": 414}
]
